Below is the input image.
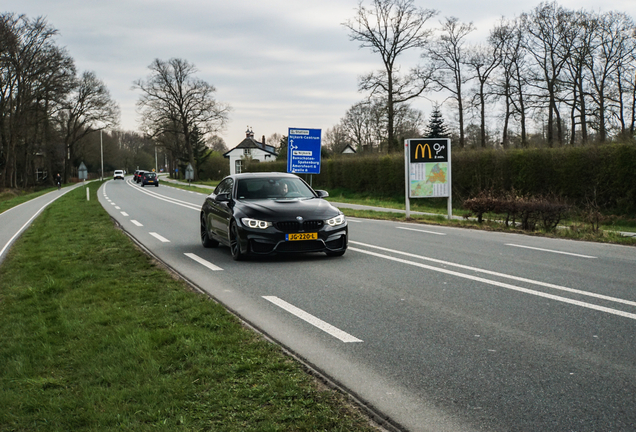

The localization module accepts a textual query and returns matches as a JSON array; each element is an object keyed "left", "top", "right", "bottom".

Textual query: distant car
[
  {"left": 135, "top": 170, "right": 146, "bottom": 183},
  {"left": 114, "top": 170, "right": 124, "bottom": 180},
  {"left": 141, "top": 171, "right": 159, "bottom": 187},
  {"left": 200, "top": 172, "right": 347, "bottom": 260}
]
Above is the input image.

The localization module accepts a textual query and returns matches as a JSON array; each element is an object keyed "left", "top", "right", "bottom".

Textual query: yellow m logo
[{"left": 414, "top": 143, "right": 432, "bottom": 160}]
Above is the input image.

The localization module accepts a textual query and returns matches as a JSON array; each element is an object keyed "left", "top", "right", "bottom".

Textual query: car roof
[{"left": 229, "top": 172, "right": 299, "bottom": 180}]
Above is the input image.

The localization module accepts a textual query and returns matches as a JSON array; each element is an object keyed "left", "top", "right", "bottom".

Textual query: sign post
[
  {"left": 404, "top": 138, "right": 452, "bottom": 219},
  {"left": 78, "top": 162, "right": 89, "bottom": 201},
  {"left": 287, "top": 128, "right": 321, "bottom": 177}
]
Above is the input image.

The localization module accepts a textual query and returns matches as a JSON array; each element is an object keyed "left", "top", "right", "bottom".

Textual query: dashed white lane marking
[
  {"left": 130, "top": 220, "right": 143, "bottom": 227},
  {"left": 184, "top": 253, "right": 223, "bottom": 271},
  {"left": 120, "top": 212, "right": 129, "bottom": 216},
  {"left": 110, "top": 202, "right": 116, "bottom": 205},
  {"left": 263, "top": 296, "right": 363, "bottom": 343},
  {"left": 149, "top": 232, "right": 170, "bottom": 243},
  {"left": 115, "top": 206, "right": 121, "bottom": 210},
  {"left": 397, "top": 226, "right": 446, "bottom": 236},
  {"left": 506, "top": 243, "right": 597, "bottom": 259}
]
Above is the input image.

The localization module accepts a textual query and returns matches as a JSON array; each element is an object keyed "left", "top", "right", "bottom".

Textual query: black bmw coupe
[{"left": 200, "top": 172, "right": 347, "bottom": 260}]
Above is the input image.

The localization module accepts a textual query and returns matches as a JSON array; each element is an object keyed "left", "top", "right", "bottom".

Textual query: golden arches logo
[{"left": 414, "top": 143, "right": 432, "bottom": 160}]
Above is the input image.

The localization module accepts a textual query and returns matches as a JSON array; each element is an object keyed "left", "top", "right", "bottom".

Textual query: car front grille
[
  {"left": 275, "top": 220, "right": 324, "bottom": 233},
  {"left": 276, "top": 240, "right": 324, "bottom": 253}
]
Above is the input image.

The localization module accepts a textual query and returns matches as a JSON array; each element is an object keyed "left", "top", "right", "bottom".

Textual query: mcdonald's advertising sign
[
  {"left": 405, "top": 138, "right": 451, "bottom": 199},
  {"left": 409, "top": 139, "right": 449, "bottom": 163}
]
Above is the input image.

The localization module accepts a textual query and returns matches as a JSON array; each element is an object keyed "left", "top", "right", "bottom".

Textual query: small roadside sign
[
  {"left": 78, "top": 162, "right": 88, "bottom": 180},
  {"left": 185, "top": 163, "right": 195, "bottom": 180},
  {"left": 287, "top": 128, "right": 321, "bottom": 174}
]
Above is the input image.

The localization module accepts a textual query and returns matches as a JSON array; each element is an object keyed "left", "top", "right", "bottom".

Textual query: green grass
[
  {"left": 0, "top": 187, "right": 58, "bottom": 214},
  {"left": 325, "top": 187, "right": 459, "bottom": 215},
  {"left": 0, "top": 182, "right": 377, "bottom": 431},
  {"left": 158, "top": 177, "right": 219, "bottom": 195}
]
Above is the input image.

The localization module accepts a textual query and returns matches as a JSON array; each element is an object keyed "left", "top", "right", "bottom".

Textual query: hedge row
[{"left": 246, "top": 144, "right": 636, "bottom": 214}]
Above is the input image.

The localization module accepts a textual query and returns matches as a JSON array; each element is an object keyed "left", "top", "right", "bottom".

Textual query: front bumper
[{"left": 238, "top": 221, "right": 348, "bottom": 255}]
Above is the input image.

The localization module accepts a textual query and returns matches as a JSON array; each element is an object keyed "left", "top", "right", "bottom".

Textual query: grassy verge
[
  {"left": 339, "top": 208, "right": 636, "bottom": 246},
  {"left": 0, "top": 182, "right": 377, "bottom": 431},
  {"left": 0, "top": 187, "right": 58, "bottom": 214},
  {"left": 327, "top": 188, "right": 636, "bottom": 243},
  {"left": 158, "top": 177, "right": 218, "bottom": 195}
]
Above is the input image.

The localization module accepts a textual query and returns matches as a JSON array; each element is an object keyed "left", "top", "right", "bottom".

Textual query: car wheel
[
  {"left": 201, "top": 214, "right": 218, "bottom": 248},
  {"left": 230, "top": 222, "right": 245, "bottom": 261},
  {"left": 156, "top": 184, "right": 159, "bottom": 187},
  {"left": 325, "top": 250, "right": 346, "bottom": 257},
  {"left": 141, "top": 183, "right": 145, "bottom": 187}
]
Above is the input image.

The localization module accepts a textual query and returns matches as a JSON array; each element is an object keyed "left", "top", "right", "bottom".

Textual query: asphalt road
[{"left": 83, "top": 178, "right": 636, "bottom": 430}]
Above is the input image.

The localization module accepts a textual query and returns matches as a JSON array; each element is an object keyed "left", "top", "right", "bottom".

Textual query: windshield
[{"left": 236, "top": 178, "right": 315, "bottom": 200}]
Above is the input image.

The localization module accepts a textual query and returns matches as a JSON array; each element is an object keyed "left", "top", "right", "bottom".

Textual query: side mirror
[
  {"left": 215, "top": 193, "right": 231, "bottom": 202},
  {"left": 315, "top": 190, "right": 329, "bottom": 198}
]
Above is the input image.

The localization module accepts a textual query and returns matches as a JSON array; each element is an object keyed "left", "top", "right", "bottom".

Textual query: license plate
[{"left": 286, "top": 233, "right": 317, "bottom": 241}]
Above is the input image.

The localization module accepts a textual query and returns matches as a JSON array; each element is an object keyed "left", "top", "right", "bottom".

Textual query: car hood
[{"left": 237, "top": 198, "right": 340, "bottom": 221}]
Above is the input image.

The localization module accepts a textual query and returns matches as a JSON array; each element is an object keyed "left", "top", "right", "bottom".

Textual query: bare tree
[
  {"left": 465, "top": 38, "right": 502, "bottom": 148},
  {"left": 521, "top": 2, "right": 574, "bottom": 147},
  {"left": 56, "top": 71, "right": 119, "bottom": 181},
  {"left": 587, "top": 11, "right": 635, "bottom": 142},
  {"left": 490, "top": 18, "right": 529, "bottom": 148},
  {"left": 0, "top": 13, "right": 76, "bottom": 187},
  {"left": 324, "top": 124, "right": 350, "bottom": 154},
  {"left": 343, "top": 0, "right": 436, "bottom": 153},
  {"left": 134, "top": 58, "right": 230, "bottom": 180},
  {"left": 425, "top": 17, "right": 475, "bottom": 148},
  {"left": 206, "top": 135, "right": 228, "bottom": 153}
]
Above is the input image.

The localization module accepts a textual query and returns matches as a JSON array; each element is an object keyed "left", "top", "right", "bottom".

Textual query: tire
[
  {"left": 325, "top": 250, "right": 346, "bottom": 257},
  {"left": 156, "top": 184, "right": 159, "bottom": 187},
  {"left": 141, "top": 183, "right": 145, "bottom": 187},
  {"left": 201, "top": 214, "right": 218, "bottom": 248},
  {"left": 230, "top": 222, "right": 245, "bottom": 261}
]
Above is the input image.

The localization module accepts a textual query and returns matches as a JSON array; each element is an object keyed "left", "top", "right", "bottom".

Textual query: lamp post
[{"left": 100, "top": 129, "right": 104, "bottom": 181}]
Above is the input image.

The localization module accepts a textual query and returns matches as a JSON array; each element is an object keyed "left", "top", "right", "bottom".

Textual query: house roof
[{"left": 224, "top": 134, "right": 278, "bottom": 158}]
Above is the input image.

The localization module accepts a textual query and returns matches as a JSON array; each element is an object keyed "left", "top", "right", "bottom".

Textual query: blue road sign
[{"left": 287, "top": 128, "right": 321, "bottom": 174}]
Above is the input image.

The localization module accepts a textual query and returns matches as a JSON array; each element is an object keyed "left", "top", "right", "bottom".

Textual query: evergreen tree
[
  {"left": 424, "top": 105, "right": 451, "bottom": 138},
  {"left": 190, "top": 126, "right": 212, "bottom": 176}
]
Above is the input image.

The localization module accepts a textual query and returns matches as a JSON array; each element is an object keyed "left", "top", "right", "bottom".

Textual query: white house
[{"left": 224, "top": 128, "right": 278, "bottom": 175}]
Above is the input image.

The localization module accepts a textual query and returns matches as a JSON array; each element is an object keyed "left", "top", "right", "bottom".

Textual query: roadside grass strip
[{"left": 0, "top": 182, "right": 376, "bottom": 431}]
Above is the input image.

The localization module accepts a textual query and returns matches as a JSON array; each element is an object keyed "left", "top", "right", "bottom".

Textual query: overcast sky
[{"left": 5, "top": 1, "right": 636, "bottom": 148}]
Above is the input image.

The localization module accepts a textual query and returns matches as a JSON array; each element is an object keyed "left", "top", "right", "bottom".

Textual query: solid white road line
[
  {"left": 349, "top": 246, "right": 636, "bottom": 321},
  {"left": 506, "top": 243, "right": 597, "bottom": 259},
  {"left": 130, "top": 220, "right": 143, "bottom": 227},
  {"left": 397, "top": 226, "right": 446, "bottom": 236},
  {"left": 263, "top": 296, "right": 363, "bottom": 343},
  {"left": 350, "top": 241, "right": 636, "bottom": 308},
  {"left": 149, "top": 232, "right": 170, "bottom": 243},
  {"left": 184, "top": 253, "right": 223, "bottom": 271}
]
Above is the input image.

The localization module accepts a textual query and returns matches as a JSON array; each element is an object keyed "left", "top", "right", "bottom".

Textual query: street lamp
[{"left": 100, "top": 129, "right": 104, "bottom": 181}]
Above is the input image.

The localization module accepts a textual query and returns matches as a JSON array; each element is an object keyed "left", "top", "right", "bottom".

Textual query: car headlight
[
  {"left": 241, "top": 218, "right": 272, "bottom": 229},
  {"left": 326, "top": 214, "right": 346, "bottom": 226}
]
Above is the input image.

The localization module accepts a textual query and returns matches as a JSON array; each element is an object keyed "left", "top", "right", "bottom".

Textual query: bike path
[{"left": 0, "top": 183, "right": 86, "bottom": 265}]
